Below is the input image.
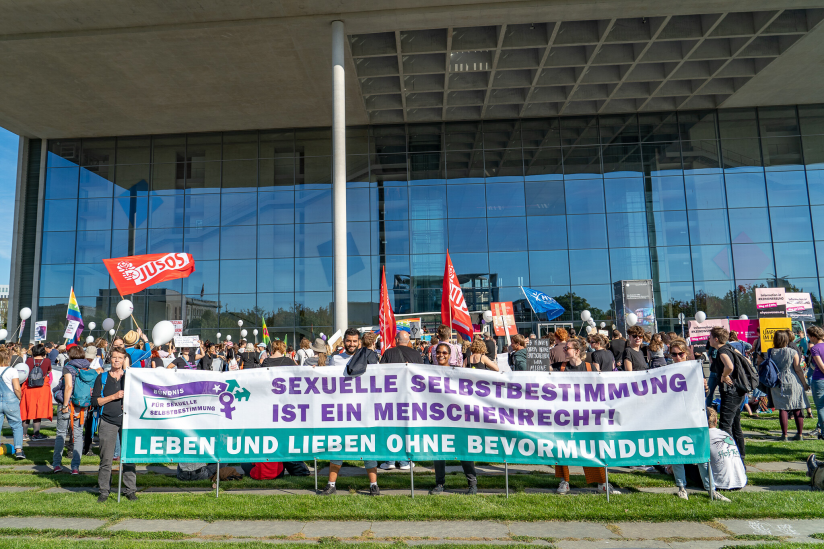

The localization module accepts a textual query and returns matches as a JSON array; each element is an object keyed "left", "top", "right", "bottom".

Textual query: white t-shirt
[
  {"left": 0, "top": 365, "right": 18, "bottom": 393},
  {"left": 709, "top": 428, "right": 747, "bottom": 489},
  {"left": 295, "top": 348, "right": 315, "bottom": 365},
  {"left": 327, "top": 352, "right": 352, "bottom": 368}
]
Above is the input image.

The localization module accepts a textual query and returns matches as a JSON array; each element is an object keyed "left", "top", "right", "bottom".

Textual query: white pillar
[{"left": 332, "top": 20, "right": 348, "bottom": 334}]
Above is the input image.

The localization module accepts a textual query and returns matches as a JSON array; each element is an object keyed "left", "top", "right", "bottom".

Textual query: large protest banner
[
  {"left": 755, "top": 287, "right": 786, "bottom": 318},
  {"left": 786, "top": 292, "right": 815, "bottom": 322},
  {"left": 687, "top": 318, "right": 729, "bottom": 343},
  {"left": 759, "top": 318, "right": 793, "bottom": 351},
  {"left": 122, "top": 363, "right": 708, "bottom": 467},
  {"left": 729, "top": 319, "right": 759, "bottom": 345}
]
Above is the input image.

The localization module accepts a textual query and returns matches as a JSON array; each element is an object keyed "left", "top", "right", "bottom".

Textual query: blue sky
[{"left": 0, "top": 129, "right": 17, "bottom": 286}]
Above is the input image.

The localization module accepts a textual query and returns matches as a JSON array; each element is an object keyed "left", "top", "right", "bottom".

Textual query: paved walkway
[{"left": 0, "top": 517, "right": 822, "bottom": 547}]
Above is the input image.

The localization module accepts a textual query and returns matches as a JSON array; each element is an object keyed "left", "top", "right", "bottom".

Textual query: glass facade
[{"left": 38, "top": 105, "right": 824, "bottom": 340}]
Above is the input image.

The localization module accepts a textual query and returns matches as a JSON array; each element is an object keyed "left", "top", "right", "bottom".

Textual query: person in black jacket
[
  {"left": 198, "top": 341, "right": 218, "bottom": 371},
  {"left": 239, "top": 343, "right": 260, "bottom": 369},
  {"left": 260, "top": 340, "right": 297, "bottom": 367},
  {"left": 380, "top": 332, "right": 423, "bottom": 364}
]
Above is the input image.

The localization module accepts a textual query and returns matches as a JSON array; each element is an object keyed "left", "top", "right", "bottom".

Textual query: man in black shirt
[
  {"left": 380, "top": 332, "right": 423, "bottom": 364},
  {"left": 483, "top": 333, "right": 497, "bottom": 362},
  {"left": 608, "top": 330, "right": 626, "bottom": 368},
  {"left": 93, "top": 346, "right": 137, "bottom": 502}
]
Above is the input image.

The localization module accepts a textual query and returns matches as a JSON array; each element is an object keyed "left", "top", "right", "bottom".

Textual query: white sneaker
[
  {"left": 597, "top": 483, "right": 621, "bottom": 495},
  {"left": 557, "top": 480, "right": 570, "bottom": 494},
  {"left": 379, "top": 462, "right": 396, "bottom": 470},
  {"left": 676, "top": 487, "right": 689, "bottom": 500},
  {"left": 711, "top": 491, "right": 731, "bottom": 502},
  {"left": 399, "top": 461, "right": 413, "bottom": 470}
]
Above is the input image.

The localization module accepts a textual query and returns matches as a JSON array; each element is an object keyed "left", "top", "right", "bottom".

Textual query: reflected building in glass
[{"left": 30, "top": 106, "right": 824, "bottom": 341}]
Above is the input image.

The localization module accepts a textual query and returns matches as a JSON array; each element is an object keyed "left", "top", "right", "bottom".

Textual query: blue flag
[{"left": 521, "top": 286, "right": 565, "bottom": 320}]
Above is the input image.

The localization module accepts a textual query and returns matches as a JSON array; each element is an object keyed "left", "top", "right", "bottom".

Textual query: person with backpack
[
  {"left": 123, "top": 330, "right": 152, "bottom": 368},
  {"left": 51, "top": 344, "right": 98, "bottom": 474},
  {"left": 708, "top": 326, "right": 746, "bottom": 461},
  {"left": 768, "top": 331, "right": 809, "bottom": 441},
  {"left": 0, "top": 347, "right": 25, "bottom": 459},
  {"left": 82, "top": 346, "right": 105, "bottom": 456},
  {"left": 20, "top": 343, "right": 52, "bottom": 441}
]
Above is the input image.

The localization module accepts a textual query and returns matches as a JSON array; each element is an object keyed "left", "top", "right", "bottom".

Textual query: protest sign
[
  {"left": 34, "top": 321, "right": 47, "bottom": 342},
  {"left": 491, "top": 302, "right": 517, "bottom": 336},
  {"left": 728, "top": 319, "right": 759, "bottom": 345},
  {"left": 755, "top": 287, "right": 786, "bottom": 318},
  {"left": 174, "top": 335, "right": 200, "bottom": 348},
  {"left": 525, "top": 339, "right": 552, "bottom": 372},
  {"left": 759, "top": 318, "right": 793, "bottom": 351},
  {"left": 786, "top": 292, "right": 815, "bottom": 322},
  {"left": 687, "top": 319, "right": 729, "bottom": 343},
  {"left": 62, "top": 320, "right": 80, "bottom": 341},
  {"left": 122, "top": 362, "right": 708, "bottom": 467},
  {"left": 172, "top": 320, "right": 183, "bottom": 336}
]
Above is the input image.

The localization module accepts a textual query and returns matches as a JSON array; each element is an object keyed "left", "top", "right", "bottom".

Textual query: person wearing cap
[
  {"left": 122, "top": 329, "right": 152, "bottom": 369},
  {"left": 256, "top": 342, "right": 268, "bottom": 362},
  {"left": 303, "top": 339, "right": 328, "bottom": 366}
]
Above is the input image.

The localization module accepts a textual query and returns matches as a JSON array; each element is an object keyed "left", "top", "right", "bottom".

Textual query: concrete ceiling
[{"left": 2, "top": 0, "right": 824, "bottom": 138}]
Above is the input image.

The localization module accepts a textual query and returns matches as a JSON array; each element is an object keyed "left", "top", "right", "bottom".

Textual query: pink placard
[{"left": 729, "top": 319, "right": 760, "bottom": 345}]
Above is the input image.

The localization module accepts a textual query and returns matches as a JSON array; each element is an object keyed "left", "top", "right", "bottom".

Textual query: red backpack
[{"left": 250, "top": 462, "right": 284, "bottom": 480}]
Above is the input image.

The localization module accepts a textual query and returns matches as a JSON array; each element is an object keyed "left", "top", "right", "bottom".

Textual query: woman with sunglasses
[{"left": 621, "top": 326, "right": 648, "bottom": 372}]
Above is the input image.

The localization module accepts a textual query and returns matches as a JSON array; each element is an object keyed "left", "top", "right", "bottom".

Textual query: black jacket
[{"left": 380, "top": 345, "right": 424, "bottom": 364}]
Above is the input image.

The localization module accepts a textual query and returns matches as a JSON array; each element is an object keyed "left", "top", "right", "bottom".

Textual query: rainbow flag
[
  {"left": 66, "top": 287, "right": 84, "bottom": 344},
  {"left": 261, "top": 318, "right": 271, "bottom": 346}
]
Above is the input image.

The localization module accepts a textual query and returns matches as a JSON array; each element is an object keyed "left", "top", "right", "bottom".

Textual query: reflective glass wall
[{"left": 39, "top": 105, "right": 824, "bottom": 340}]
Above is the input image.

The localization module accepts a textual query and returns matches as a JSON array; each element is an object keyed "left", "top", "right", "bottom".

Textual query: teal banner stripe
[{"left": 122, "top": 426, "right": 709, "bottom": 466}]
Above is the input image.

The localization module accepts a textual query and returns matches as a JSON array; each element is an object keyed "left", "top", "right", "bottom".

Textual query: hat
[
  {"left": 256, "top": 342, "right": 265, "bottom": 348},
  {"left": 123, "top": 330, "right": 139, "bottom": 346},
  {"left": 84, "top": 346, "right": 97, "bottom": 360},
  {"left": 311, "top": 338, "right": 328, "bottom": 354},
  {"left": 58, "top": 344, "right": 67, "bottom": 352}
]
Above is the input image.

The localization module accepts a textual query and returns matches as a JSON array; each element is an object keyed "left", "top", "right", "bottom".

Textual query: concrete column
[
  {"left": 7, "top": 136, "right": 28, "bottom": 332},
  {"left": 332, "top": 20, "right": 348, "bottom": 334}
]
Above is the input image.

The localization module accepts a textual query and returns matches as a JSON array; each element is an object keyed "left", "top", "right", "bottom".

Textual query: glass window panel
[
  {"left": 808, "top": 171, "right": 824, "bottom": 204},
  {"left": 410, "top": 219, "right": 447, "bottom": 255},
  {"left": 759, "top": 106, "right": 799, "bottom": 137},
  {"left": 73, "top": 264, "right": 110, "bottom": 297},
  {"left": 222, "top": 159, "right": 257, "bottom": 191},
  {"left": 609, "top": 248, "right": 651, "bottom": 281},
  {"left": 649, "top": 210, "right": 690, "bottom": 247},
  {"left": 219, "top": 292, "right": 258, "bottom": 328},
  {"left": 560, "top": 117, "right": 599, "bottom": 147},
  {"left": 76, "top": 199, "right": 112, "bottom": 231},
  {"left": 568, "top": 249, "right": 610, "bottom": 285},
  {"left": 378, "top": 255, "right": 411, "bottom": 293},
  {"left": 378, "top": 187, "right": 409, "bottom": 220},
  {"left": 485, "top": 183, "right": 526, "bottom": 217},
  {"left": 774, "top": 241, "right": 818, "bottom": 278},
  {"left": 523, "top": 148, "right": 563, "bottom": 179},
  {"left": 78, "top": 166, "right": 114, "bottom": 198},
  {"left": 564, "top": 179, "right": 604, "bottom": 214},
  {"left": 148, "top": 193, "right": 184, "bottom": 228},
  {"left": 446, "top": 122, "right": 483, "bottom": 150},
  {"left": 802, "top": 135, "right": 824, "bottom": 170},
  {"left": 489, "top": 252, "right": 530, "bottom": 287},
  {"left": 223, "top": 132, "right": 258, "bottom": 161},
  {"left": 47, "top": 144, "right": 79, "bottom": 167},
  {"left": 116, "top": 136, "right": 151, "bottom": 165},
  {"left": 183, "top": 226, "right": 221, "bottom": 261},
  {"left": 257, "top": 258, "right": 294, "bottom": 293},
  {"left": 295, "top": 291, "right": 334, "bottom": 326},
  {"left": 409, "top": 152, "right": 445, "bottom": 184},
  {"left": 348, "top": 256, "right": 371, "bottom": 291},
  {"left": 639, "top": 112, "right": 681, "bottom": 142},
  {"left": 219, "top": 193, "right": 256, "bottom": 226},
  {"left": 601, "top": 143, "right": 643, "bottom": 177},
  {"left": 110, "top": 229, "right": 147, "bottom": 257},
  {"left": 43, "top": 200, "right": 77, "bottom": 232},
  {"left": 296, "top": 128, "right": 331, "bottom": 157},
  {"left": 380, "top": 220, "right": 410, "bottom": 255},
  {"left": 604, "top": 178, "right": 645, "bottom": 212},
  {"left": 187, "top": 133, "right": 221, "bottom": 162},
  {"left": 75, "top": 230, "right": 111, "bottom": 263},
  {"left": 371, "top": 153, "right": 408, "bottom": 184},
  {"left": 259, "top": 157, "right": 295, "bottom": 187},
  {"left": 647, "top": 176, "right": 686, "bottom": 211},
  {"left": 445, "top": 187, "right": 486, "bottom": 222},
  {"left": 148, "top": 227, "right": 183, "bottom": 254},
  {"left": 567, "top": 214, "right": 607, "bottom": 249},
  {"left": 655, "top": 281, "right": 696, "bottom": 319},
  {"left": 258, "top": 293, "right": 296, "bottom": 326},
  {"left": 147, "top": 292, "right": 182, "bottom": 328},
  {"left": 799, "top": 105, "right": 824, "bottom": 135},
  {"left": 681, "top": 140, "right": 722, "bottom": 174},
  {"left": 525, "top": 180, "right": 565, "bottom": 215},
  {"left": 181, "top": 259, "right": 219, "bottom": 295},
  {"left": 347, "top": 221, "right": 370, "bottom": 257},
  {"left": 691, "top": 245, "right": 733, "bottom": 281},
  {"left": 607, "top": 213, "right": 649, "bottom": 248},
  {"left": 113, "top": 197, "right": 147, "bottom": 230},
  {"left": 651, "top": 246, "right": 693, "bottom": 283},
  {"left": 151, "top": 159, "right": 185, "bottom": 193},
  {"left": 347, "top": 127, "right": 369, "bottom": 155},
  {"left": 720, "top": 139, "right": 762, "bottom": 171},
  {"left": 409, "top": 186, "right": 447, "bottom": 219},
  {"left": 219, "top": 225, "right": 256, "bottom": 259},
  {"left": 186, "top": 161, "right": 221, "bottom": 194},
  {"left": 488, "top": 217, "right": 526, "bottom": 252},
  {"left": 724, "top": 171, "right": 768, "bottom": 208},
  {"left": 728, "top": 208, "right": 772, "bottom": 243},
  {"left": 766, "top": 171, "right": 809, "bottom": 207},
  {"left": 257, "top": 224, "right": 295, "bottom": 259},
  {"left": 694, "top": 280, "right": 735, "bottom": 318},
  {"left": 569, "top": 285, "right": 613, "bottom": 320},
  {"left": 529, "top": 250, "right": 570, "bottom": 286},
  {"left": 599, "top": 114, "right": 639, "bottom": 143},
  {"left": 641, "top": 141, "right": 683, "bottom": 177},
  {"left": 449, "top": 253, "right": 489, "bottom": 285},
  {"left": 446, "top": 151, "right": 483, "bottom": 184},
  {"left": 732, "top": 242, "right": 775, "bottom": 281},
  {"left": 718, "top": 108, "right": 759, "bottom": 139},
  {"left": 684, "top": 174, "right": 726, "bottom": 210},
  {"left": 771, "top": 206, "right": 813, "bottom": 242},
  {"left": 152, "top": 135, "right": 185, "bottom": 164},
  {"left": 562, "top": 146, "right": 602, "bottom": 175},
  {"left": 346, "top": 188, "right": 371, "bottom": 222},
  {"left": 527, "top": 216, "right": 567, "bottom": 250},
  {"left": 260, "top": 130, "right": 295, "bottom": 158},
  {"left": 258, "top": 191, "right": 294, "bottom": 225},
  {"left": 762, "top": 137, "right": 804, "bottom": 170},
  {"left": 295, "top": 223, "right": 333, "bottom": 257},
  {"left": 484, "top": 149, "right": 524, "bottom": 182},
  {"left": 295, "top": 189, "right": 331, "bottom": 222},
  {"left": 447, "top": 218, "right": 487, "bottom": 253},
  {"left": 45, "top": 168, "right": 79, "bottom": 200},
  {"left": 219, "top": 259, "right": 256, "bottom": 294},
  {"left": 114, "top": 163, "right": 150, "bottom": 197},
  {"left": 39, "top": 264, "right": 74, "bottom": 298},
  {"left": 688, "top": 210, "right": 730, "bottom": 245},
  {"left": 296, "top": 257, "right": 334, "bottom": 292}
]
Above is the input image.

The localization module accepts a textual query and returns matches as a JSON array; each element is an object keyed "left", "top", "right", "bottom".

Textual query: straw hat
[
  {"left": 84, "top": 346, "right": 97, "bottom": 360},
  {"left": 123, "top": 330, "right": 139, "bottom": 345},
  {"left": 311, "top": 338, "right": 328, "bottom": 354}
]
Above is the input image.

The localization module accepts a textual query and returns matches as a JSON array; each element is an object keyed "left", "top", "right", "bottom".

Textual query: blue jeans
[
  {"left": 0, "top": 378, "right": 23, "bottom": 450},
  {"left": 672, "top": 463, "right": 711, "bottom": 490},
  {"left": 52, "top": 409, "right": 83, "bottom": 470},
  {"left": 812, "top": 377, "right": 824, "bottom": 434},
  {"left": 705, "top": 372, "right": 719, "bottom": 407}
]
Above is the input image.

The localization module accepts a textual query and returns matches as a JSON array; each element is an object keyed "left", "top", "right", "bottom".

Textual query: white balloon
[
  {"left": 585, "top": 326, "right": 593, "bottom": 334},
  {"left": 626, "top": 313, "right": 638, "bottom": 327},
  {"left": 580, "top": 310, "right": 591, "bottom": 322},
  {"left": 253, "top": 329, "right": 259, "bottom": 336},
  {"left": 151, "top": 320, "right": 176, "bottom": 346},
  {"left": 237, "top": 320, "right": 244, "bottom": 327},
  {"left": 108, "top": 329, "right": 115, "bottom": 336},
  {"left": 739, "top": 314, "right": 748, "bottom": 320},
  {"left": 588, "top": 319, "right": 595, "bottom": 326},
  {"left": 16, "top": 364, "right": 28, "bottom": 383},
  {"left": 0, "top": 329, "right": 6, "bottom": 340},
  {"left": 695, "top": 311, "right": 707, "bottom": 323},
  {"left": 226, "top": 335, "right": 232, "bottom": 341},
  {"left": 88, "top": 322, "right": 96, "bottom": 331},
  {"left": 216, "top": 332, "right": 222, "bottom": 339},
  {"left": 86, "top": 336, "right": 94, "bottom": 344},
  {"left": 483, "top": 310, "right": 493, "bottom": 323},
  {"left": 19, "top": 307, "right": 31, "bottom": 320},
  {"left": 600, "top": 322, "right": 606, "bottom": 328},
  {"left": 102, "top": 318, "right": 115, "bottom": 331},
  {"left": 116, "top": 300, "right": 134, "bottom": 321},
  {"left": 241, "top": 329, "right": 248, "bottom": 337}
]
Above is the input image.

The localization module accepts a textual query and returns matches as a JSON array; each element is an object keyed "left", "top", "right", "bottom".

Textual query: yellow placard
[{"left": 759, "top": 317, "right": 792, "bottom": 350}]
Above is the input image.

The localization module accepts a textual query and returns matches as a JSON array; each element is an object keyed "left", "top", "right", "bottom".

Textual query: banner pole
[
  {"left": 707, "top": 461, "right": 714, "bottom": 502},
  {"left": 410, "top": 462, "right": 414, "bottom": 498},
  {"left": 505, "top": 461, "right": 509, "bottom": 499},
  {"left": 314, "top": 459, "right": 318, "bottom": 492},
  {"left": 605, "top": 465, "right": 609, "bottom": 503},
  {"left": 117, "top": 461, "right": 122, "bottom": 503},
  {"left": 216, "top": 460, "right": 220, "bottom": 498}
]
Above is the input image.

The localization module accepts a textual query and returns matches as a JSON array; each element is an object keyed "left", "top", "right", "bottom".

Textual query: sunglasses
[
  {"left": 435, "top": 352, "right": 450, "bottom": 356},
  {"left": 671, "top": 352, "right": 687, "bottom": 358},
  {"left": 630, "top": 335, "right": 643, "bottom": 339}
]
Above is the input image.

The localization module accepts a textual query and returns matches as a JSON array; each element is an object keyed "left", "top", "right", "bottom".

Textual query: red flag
[
  {"left": 441, "top": 250, "right": 473, "bottom": 340},
  {"left": 103, "top": 253, "right": 196, "bottom": 296},
  {"left": 379, "top": 266, "right": 397, "bottom": 350}
]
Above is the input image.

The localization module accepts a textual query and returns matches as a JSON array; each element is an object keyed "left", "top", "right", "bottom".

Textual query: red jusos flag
[
  {"left": 379, "top": 266, "right": 397, "bottom": 350},
  {"left": 103, "top": 253, "right": 196, "bottom": 296},
  {"left": 441, "top": 250, "right": 473, "bottom": 340}
]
